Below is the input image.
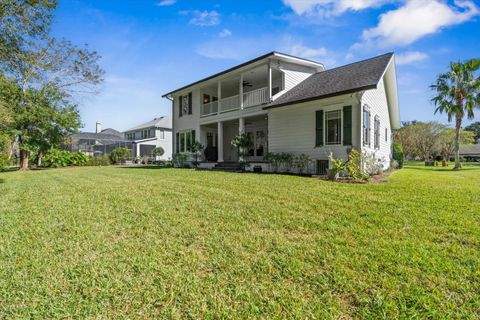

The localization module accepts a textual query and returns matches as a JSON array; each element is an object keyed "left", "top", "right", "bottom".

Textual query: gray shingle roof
[
  {"left": 266, "top": 52, "right": 394, "bottom": 109},
  {"left": 71, "top": 132, "right": 128, "bottom": 142},
  {"left": 100, "top": 128, "right": 123, "bottom": 137},
  {"left": 125, "top": 116, "right": 172, "bottom": 132},
  {"left": 459, "top": 144, "right": 480, "bottom": 155}
]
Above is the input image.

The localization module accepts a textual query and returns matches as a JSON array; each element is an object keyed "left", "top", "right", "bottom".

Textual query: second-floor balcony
[{"left": 201, "top": 86, "right": 269, "bottom": 117}]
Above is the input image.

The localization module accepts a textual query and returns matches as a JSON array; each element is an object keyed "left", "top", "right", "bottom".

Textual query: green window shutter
[
  {"left": 315, "top": 110, "right": 324, "bottom": 147},
  {"left": 191, "top": 129, "right": 195, "bottom": 143},
  {"left": 176, "top": 132, "right": 179, "bottom": 153},
  {"left": 178, "top": 96, "right": 182, "bottom": 117},
  {"left": 343, "top": 105, "right": 352, "bottom": 146},
  {"left": 188, "top": 92, "right": 192, "bottom": 114}
]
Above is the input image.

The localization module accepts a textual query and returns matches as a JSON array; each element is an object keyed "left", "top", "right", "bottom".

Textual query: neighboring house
[
  {"left": 124, "top": 116, "right": 172, "bottom": 160},
  {"left": 70, "top": 122, "right": 132, "bottom": 156},
  {"left": 460, "top": 144, "right": 480, "bottom": 162},
  {"left": 162, "top": 51, "right": 400, "bottom": 173}
]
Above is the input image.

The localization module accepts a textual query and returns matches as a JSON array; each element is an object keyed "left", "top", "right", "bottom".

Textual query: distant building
[
  {"left": 124, "top": 116, "right": 172, "bottom": 160},
  {"left": 69, "top": 122, "right": 132, "bottom": 157},
  {"left": 460, "top": 144, "right": 480, "bottom": 162}
]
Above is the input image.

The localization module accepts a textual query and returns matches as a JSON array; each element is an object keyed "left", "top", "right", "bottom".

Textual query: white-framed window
[
  {"left": 176, "top": 129, "right": 195, "bottom": 153},
  {"left": 374, "top": 115, "right": 380, "bottom": 149},
  {"left": 325, "top": 110, "right": 341, "bottom": 145},
  {"left": 363, "top": 106, "right": 371, "bottom": 147},
  {"left": 385, "top": 127, "right": 388, "bottom": 142},
  {"left": 159, "top": 129, "right": 165, "bottom": 140},
  {"left": 182, "top": 96, "right": 189, "bottom": 115},
  {"left": 140, "top": 129, "right": 154, "bottom": 139}
]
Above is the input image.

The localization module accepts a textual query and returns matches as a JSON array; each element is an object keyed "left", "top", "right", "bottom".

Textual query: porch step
[{"left": 212, "top": 162, "right": 242, "bottom": 172}]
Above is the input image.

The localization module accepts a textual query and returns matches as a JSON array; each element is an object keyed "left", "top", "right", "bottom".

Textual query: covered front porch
[{"left": 199, "top": 114, "right": 268, "bottom": 164}]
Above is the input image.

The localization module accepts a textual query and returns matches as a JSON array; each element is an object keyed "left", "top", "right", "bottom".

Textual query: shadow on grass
[
  {"left": 0, "top": 179, "right": 4, "bottom": 184},
  {"left": 404, "top": 166, "right": 480, "bottom": 172},
  {"left": 118, "top": 166, "right": 173, "bottom": 170}
]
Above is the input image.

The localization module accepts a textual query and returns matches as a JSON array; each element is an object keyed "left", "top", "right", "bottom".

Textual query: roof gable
[
  {"left": 266, "top": 53, "right": 394, "bottom": 109},
  {"left": 125, "top": 116, "right": 172, "bottom": 132}
]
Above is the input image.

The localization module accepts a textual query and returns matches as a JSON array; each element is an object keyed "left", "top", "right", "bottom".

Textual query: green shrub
[
  {"left": 327, "top": 152, "right": 345, "bottom": 181},
  {"left": 346, "top": 149, "right": 369, "bottom": 181},
  {"left": 109, "top": 147, "right": 131, "bottom": 164},
  {"left": 87, "top": 155, "right": 111, "bottom": 166},
  {"left": 152, "top": 147, "right": 165, "bottom": 157},
  {"left": 43, "top": 149, "right": 73, "bottom": 168},
  {"left": 0, "top": 134, "right": 10, "bottom": 170},
  {"left": 172, "top": 152, "right": 189, "bottom": 168},
  {"left": 295, "top": 154, "right": 311, "bottom": 175},
  {"left": 70, "top": 152, "right": 90, "bottom": 166},
  {"left": 280, "top": 152, "right": 294, "bottom": 172},
  {"left": 393, "top": 142, "right": 404, "bottom": 168}
]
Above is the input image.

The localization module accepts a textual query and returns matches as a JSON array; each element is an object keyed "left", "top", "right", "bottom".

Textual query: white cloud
[
  {"left": 156, "top": 0, "right": 176, "bottom": 7},
  {"left": 189, "top": 10, "right": 220, "bottom": 27},
  {"left": 219, "top": 28, "right": 232, "bottom": 38},
  {"left": 360, "top": 0, "right": 479, "bottom": 47},
  {"left": 395, "top": 51, "right": 429, "bottom": 65},
  {"left": 282, "top": 0, "right": 392, "bottom": 16},
  {"left": 196, "top": 37, "right": 272, "bottom": 60},
  {"left": 286, "top": 44, "right": 327, "bottom": 59}
]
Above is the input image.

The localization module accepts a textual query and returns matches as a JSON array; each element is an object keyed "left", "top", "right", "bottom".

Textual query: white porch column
[
  {"left": 217, "top": 121, "right": 224, "bottom": 162},
  {"left": 267, "top": 61, "right": 272, "bottom": 102},
  {"left": 135, "top": 143, "right": 140, "bottom": 158},
  {"left": 239, "top": 73, "right": 244, "bottom": 109},
  {"left": 217, "top": 81, "right": 222, "bottom": 112},
  {"left": 239, "top": 117, "right": 245, "bottom": 134}
]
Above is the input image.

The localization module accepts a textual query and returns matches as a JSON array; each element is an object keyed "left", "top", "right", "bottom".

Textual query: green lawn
[{"left": 0, "top": 166, "right": 479, "bottom": 318}]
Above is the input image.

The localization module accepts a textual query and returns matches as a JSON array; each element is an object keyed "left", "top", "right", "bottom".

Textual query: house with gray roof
[
  {"left": 460, "top": 143, "right": 480, "bottom": 162},
  {"left": 162, "top": 52, "right": 400, "bottom": 173},
  {"left": 124, "top": 116, "right": 172, "bottom": 160},
  {"left": 69, "top": 122, "right": 132, "bottom": 157}
]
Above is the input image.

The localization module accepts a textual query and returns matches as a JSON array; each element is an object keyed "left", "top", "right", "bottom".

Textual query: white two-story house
[
  {"left": 124, "top": 116, "right": 172, "bottom": 160},
  {"left": 162, "top": 52, "right": 400, "bottom": 173}
]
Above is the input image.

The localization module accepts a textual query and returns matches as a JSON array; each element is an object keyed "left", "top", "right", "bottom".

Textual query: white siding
[
  {"left": 360, "top": 77, "right": 392, "bottom": 169},
  {"left": 173, "top": 89, "right": 202, "bottom": 153},
  {"left": 280, "top": 62, "right": 316, "bottom": 94},
  {"left": 155, "top": 129, "right": 173, "bottom": 160},
  {"left": 268, "top": 94, "right": 361, "bottom": 173}
]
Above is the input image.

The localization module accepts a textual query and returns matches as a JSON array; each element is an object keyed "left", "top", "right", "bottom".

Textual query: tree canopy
[
  {"left": 431, "top": 58, "right": 480, "bottom": 169},
  {"left": 0, "top": 0, "right": 104, "bottom": 169},
  {"left": 464, "top": 121, "right": 480, "bottom": 142}
]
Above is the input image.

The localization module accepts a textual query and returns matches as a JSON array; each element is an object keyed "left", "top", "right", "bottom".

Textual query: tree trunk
[
  {"left": 454, "top": 116, "right": 462, "bottom": 170},
  {"left": 36, "top": 151, "right": 43, "bottom": 167},
  {"left": 19, "top": 150, "right": 29, "bottom": 170}
]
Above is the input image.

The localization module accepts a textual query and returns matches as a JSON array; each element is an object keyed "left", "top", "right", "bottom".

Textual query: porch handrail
[
  {"left": 243, "top": 86, "right": 269, "bottom": 108},
  {"left": 201, "top": 100, "right": 218, "bottom": 116},
  {"left": 220, "top": 94, "right": 240, "bottom": 112}
]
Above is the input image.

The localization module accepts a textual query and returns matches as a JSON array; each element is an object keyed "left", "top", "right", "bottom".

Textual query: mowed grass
[{"left": 0, "top": 166, "right": 479, "bottom": 319}]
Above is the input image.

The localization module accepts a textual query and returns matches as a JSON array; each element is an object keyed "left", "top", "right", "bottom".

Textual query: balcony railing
[
  {"left": 220, "top": 95, "right": 240, "bottom": 113},
  {"left": 243, "top": 87, "right": 269, "bottom": 108},
  {"left": 200, "top": 86, "right": 270, "bottom": 117},
  {"left": 201, "top": 100, "right": 218, "bottom": 116}
]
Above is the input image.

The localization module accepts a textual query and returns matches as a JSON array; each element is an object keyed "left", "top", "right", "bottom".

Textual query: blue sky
[{"left": 51, "top": 0, "right": 480, "bottom": 132}]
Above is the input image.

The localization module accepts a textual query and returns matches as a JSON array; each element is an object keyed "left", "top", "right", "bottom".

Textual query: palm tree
[{"left": 431, "top": 59, "right": 480, "bottom": 169}]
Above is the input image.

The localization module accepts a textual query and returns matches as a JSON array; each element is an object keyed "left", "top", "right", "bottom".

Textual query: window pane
[
  {"left": 180, "top": 132, "right": 185, "bottom": 152},
  {"left": 326, "top": 110, "right": 341, "bottom": 145},
  {"left": 186, "top": 131, "right": 192, "bottom": 152}
]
